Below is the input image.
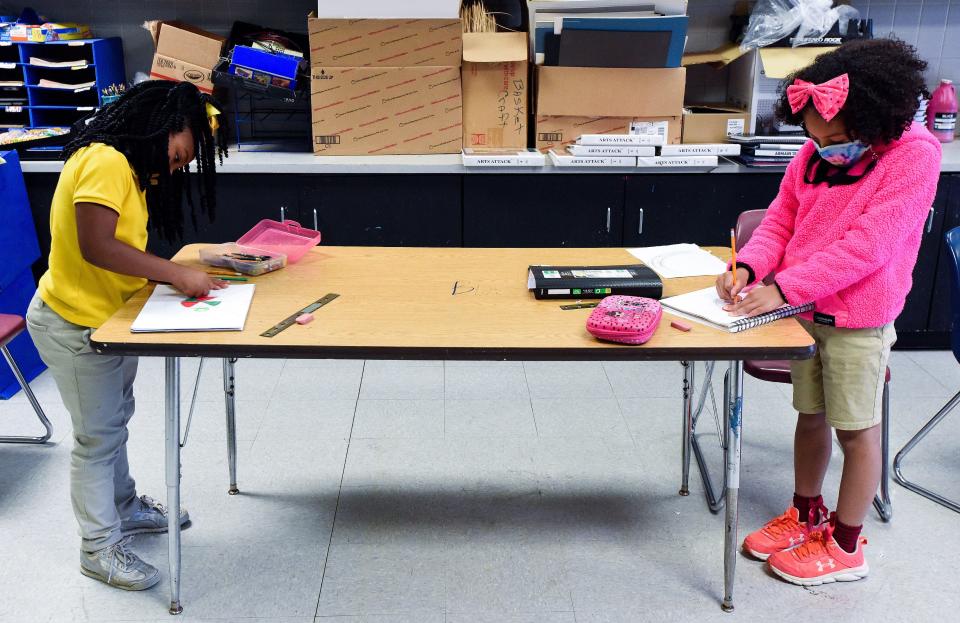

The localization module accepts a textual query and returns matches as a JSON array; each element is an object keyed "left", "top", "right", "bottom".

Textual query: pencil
[
  {"left": 730, "top": 227, "right": 738, "bottom": 289},
  {"left": 215, "top": 276, "right": 248, "bottom": 282},
  {"left": 206, "top": 270, "right": 243, "bottom": 276}
]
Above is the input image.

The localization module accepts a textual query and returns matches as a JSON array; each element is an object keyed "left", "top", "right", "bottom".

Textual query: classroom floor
[{"left": 0, "top": 351, "right": 957, "bottom": 623}]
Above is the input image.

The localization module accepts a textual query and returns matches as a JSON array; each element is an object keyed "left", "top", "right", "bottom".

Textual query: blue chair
[{"left": 893, "top": 225, "right": 960, "bottom": 514}]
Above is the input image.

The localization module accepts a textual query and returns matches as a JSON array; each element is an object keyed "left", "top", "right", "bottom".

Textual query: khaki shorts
[{"left": 791, "top": 318, "right": 896, "bottom": 431}]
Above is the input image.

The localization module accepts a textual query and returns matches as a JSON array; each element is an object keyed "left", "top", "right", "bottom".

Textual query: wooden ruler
[{"left": 260, "top": 293, "right": 340, "bottom": 338}]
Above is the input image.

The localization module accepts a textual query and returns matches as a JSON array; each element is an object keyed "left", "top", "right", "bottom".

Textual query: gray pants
[{"left": 25, "top": 294, "right": 140, "bottom": 552}]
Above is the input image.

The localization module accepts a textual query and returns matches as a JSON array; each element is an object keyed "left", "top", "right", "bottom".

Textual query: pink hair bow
[{"left": 786, "top": 73, "right": 850, "bottom": 122}]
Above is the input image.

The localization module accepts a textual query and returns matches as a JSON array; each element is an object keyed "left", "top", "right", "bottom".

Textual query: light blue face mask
[{"left": 816, "top": 140, "right": 871, "bottom": 167}]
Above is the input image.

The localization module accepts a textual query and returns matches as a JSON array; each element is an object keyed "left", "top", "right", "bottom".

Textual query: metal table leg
[
  {"left": 680, "top": 361, "right": 694, "bottom": 496},
  {"left": 165, "top": 357, "right": 183, "bottom": 615},
  {"left": 223, "top": 358, "right": 239, "bottom": 495},
  {"left": 722, "top": 360, "right": 744, "bottom": 613},
  {"left": 873, "top": 381, "right": 893, "bottom": 521}
]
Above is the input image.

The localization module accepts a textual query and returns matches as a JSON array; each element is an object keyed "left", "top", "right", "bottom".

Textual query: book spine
[
  {"left": 637, "top": 156, "right": 719, "bottom": 167},
  {"left": 567, "top": 145, "right": 656, "bottom": 156},
  {"left": 659, "top": 144, "right": 741, "bottom": 156},
  {"left": 747, "top": 149, "right": 801, "bottom": 158},
  {"left": 577, "top": 134, "right": 661, "bottom": 146}
]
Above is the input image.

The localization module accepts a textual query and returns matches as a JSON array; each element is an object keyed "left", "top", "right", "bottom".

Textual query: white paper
[
  {"left": 660, "top": 286, "right": 748, "bottom": 330},
  {"left": 627, "top": 243, "right": 728, "bottom": 278},
  {"left": 315, "top": 0, "right": 461, "bottom": 19},
  {"left": 131, "top": 284, "right": 256, "bottom": 333}
]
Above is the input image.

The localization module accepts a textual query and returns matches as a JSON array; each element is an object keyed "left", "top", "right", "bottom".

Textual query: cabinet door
[
  {"left": 148, "top": 174, "right": 302, "bottom": 259},
  {"left": 301, "top": 175, "right": 461, "bottom": 246},
  {"left": 463, "top": 175, "right": 624, "bottom": 247},
  {"left": 624, "top": 174, "right": 782, "bottom": 247},
  {"left": 896, "top": 176, "right": 950, "bottom": 333},
  {"left": 929, "top": 176, "right": 960, "bottom": 334}
]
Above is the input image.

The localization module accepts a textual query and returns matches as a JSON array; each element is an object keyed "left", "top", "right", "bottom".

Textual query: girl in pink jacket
[{"left": 715, "top": 39, "right": 941, "bottom": 586}]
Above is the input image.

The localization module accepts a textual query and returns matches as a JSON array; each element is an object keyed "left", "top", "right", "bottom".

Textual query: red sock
[
  {"left": 792, "top": 493, "right": 823, "bottom": 524},
  {"left": 833, "top": 519, "right": 862, "bottom": 554}
]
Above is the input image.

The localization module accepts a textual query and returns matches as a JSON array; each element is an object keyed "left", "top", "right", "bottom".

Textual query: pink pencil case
[{"left": 586, "top": 296, "right": 663, "bottom": 345}]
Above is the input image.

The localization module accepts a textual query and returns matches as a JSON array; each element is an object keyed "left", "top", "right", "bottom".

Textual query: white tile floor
[{"left": 0, "top": 352, "right": 958, "bottom": 622}]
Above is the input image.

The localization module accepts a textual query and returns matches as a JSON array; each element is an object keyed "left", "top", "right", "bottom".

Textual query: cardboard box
[
  {"left": 308, "top": 19, "right": 462, "bottom": 68},
  {"left": 309, "top": 16, "right": 463, "bottom": 155},
  {"left": 683, "top": 44, "right": 833, "bottom": 134},
  {"left": 462, "top": 32, "right": 528, "bottom": 150},
  {"left": 682, "top": 105, "right": 750, "bottom": 143},
  {"left": 534, "top": 66, "right": 685, "bottom": 152},
  {"left": 148, "top": 21, "right": 225, "bottom": 94}
]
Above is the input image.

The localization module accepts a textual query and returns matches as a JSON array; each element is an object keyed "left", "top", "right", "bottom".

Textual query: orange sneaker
[
  {"left": 742, "top": 506, "right": 825, "bottom": 561},
  {"left": 767, "top": 519, "right": 869, "bottom": 586}
]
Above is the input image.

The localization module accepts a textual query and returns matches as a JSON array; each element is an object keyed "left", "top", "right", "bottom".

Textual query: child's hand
[
  {"left": 715, "top": 268, "right": 750, "bottom": 302},
  {"left": 724, "top": 284, "right": 785, "bottom": 317},
  {"left": 171, "top": 267, "right": 226, "bottom": 298}
]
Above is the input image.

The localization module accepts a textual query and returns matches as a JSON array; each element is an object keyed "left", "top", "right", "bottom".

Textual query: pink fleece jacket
[{"left": 737, "top": 122, "right": 942, "bottom": 328}]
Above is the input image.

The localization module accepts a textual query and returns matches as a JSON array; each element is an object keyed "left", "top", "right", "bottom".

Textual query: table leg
[
  {"left": 722, "top": 360, "right": 744, "bottom": 613},
  {"left": 680, "top": 361, "right": 694, "bottom": 496},
  {"left": 223, "top": 358, "right": 239, "bottom": 495},
  {"left": 165, "top": 357, "right": 183, "bottom": 615}
]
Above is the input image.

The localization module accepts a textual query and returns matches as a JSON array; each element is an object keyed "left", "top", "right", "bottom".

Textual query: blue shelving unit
[{"left": 0, "top": 37, "right": 124, "bottom": 133}]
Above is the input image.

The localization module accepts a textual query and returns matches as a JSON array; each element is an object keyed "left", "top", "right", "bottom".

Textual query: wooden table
[{"left": 92, "top": 245, "right": 815, "bottom": 615}]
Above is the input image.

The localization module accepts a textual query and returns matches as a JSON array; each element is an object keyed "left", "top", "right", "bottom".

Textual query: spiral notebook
[{"left": 660, "top": 286, "right": 813, "bottom": 333}]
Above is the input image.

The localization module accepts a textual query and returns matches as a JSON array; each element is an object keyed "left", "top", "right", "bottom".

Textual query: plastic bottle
[{"left": 927, "top": 79, "right": 957, "bottom": 143}]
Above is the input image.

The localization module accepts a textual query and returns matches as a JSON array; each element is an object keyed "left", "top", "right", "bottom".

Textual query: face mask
[{"left": 816, "top": 140, "right": 870, "bottom": 167}]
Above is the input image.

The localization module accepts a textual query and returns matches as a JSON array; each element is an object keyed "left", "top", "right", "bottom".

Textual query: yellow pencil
[{"left": 730, "top": 228, "right": 738, "bottom": 289}]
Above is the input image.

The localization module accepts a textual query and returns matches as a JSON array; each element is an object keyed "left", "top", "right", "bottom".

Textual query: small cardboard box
[
  {"left": 148, "top": 21, "right": 225, "bottom": 94},
  {"left": 682, "top": 105, "right": 750, "bottom": 143},
  {"left": 461, "top": 32, "right": 528, "bottom": 150},
  {"left": 309, "top": 16, "right": 463, "bottom": 155},
  {"left": 534, "top": 66, "right": 685, "bottom": 152}
]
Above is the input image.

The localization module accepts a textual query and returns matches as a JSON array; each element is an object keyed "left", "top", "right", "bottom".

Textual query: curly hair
[
  {"left": 775, "top": 38, "right": 928, "bottom": 145},
  {"left": 63, "top": 80, "right": 228, "bottom": 243}
]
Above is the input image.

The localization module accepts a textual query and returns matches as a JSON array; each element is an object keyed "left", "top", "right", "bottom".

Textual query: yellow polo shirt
[{"left": 37, "top": 143, "right": 149, "bottom": 328}]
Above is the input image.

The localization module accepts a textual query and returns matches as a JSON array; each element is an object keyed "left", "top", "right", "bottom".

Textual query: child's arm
[
  {"left": 773, "top": 142, "right": 940, "bottom": 305},
  {"left": 76, "top": 202, "right": 223, "bottom": 298}
]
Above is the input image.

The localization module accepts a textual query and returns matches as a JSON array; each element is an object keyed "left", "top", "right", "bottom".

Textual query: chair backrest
[
  {"left": 735, "top": 209, "right": 767, "bottom": 250},
  {"left": 735, "top": 209, "right": 770, "bottom": 284},
  {"left": 945, "top": 226, "right": 960, "bottom": 363}
]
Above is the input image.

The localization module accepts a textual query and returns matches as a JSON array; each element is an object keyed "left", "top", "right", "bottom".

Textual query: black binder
[{"left": 528, "top": 264, "right": 663, "bottom": 300}]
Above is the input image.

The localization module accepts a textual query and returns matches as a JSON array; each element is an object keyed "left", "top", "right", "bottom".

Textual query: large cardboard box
[
  {"left": 534, "top": 66, "right": 685, "bottom": 152},
  {"left": 308, "top": 17, "right": 463, "bottom": 155},
  {"left": 148, "top": 22, "right": 225, "bottom": 94},
  {"left": 462, "top": 32, "right": 528, "bottom": 150},
  {"left": 683, "top": 44, "right": 833, "bottom": 135}
]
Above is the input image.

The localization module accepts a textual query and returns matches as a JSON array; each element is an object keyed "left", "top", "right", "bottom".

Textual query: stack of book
[
  {"left": 549, "top": 134, "right": 738, "bottom": 168},
  {"left": 549, "top": 133, "right": 656, "bottom": 167},
  {"left": 729, "top": 135, "right": 808, "bottom": 167}
]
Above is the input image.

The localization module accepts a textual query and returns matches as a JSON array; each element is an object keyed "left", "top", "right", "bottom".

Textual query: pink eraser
[
  {"left": 295, "top": 313, "right": 314, "bottom": 325},
  {"left": 671, "top": 320, "right": 692, "bottom": 332}
]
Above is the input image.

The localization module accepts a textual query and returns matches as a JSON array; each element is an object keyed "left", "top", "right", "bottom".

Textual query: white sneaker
[{"left": 80, "top": 537, "right": 160, "bottom": 591}]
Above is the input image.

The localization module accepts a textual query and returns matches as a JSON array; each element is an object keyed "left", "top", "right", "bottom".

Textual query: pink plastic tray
[{"left": 236, "top": 219, "right": 321, "bottom": 264}]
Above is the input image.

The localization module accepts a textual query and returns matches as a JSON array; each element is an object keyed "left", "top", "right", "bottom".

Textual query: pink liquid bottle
[{"left": 927, "top": 79, "right": 957, "bottom": 143}]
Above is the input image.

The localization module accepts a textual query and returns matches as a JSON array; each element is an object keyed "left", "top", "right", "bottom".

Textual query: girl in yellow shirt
[{"left": 26, "top": 81, "right": 228, "bottom": 591}]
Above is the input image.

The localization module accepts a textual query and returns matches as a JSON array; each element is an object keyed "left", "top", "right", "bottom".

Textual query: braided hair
[{"left": 63, "top": 80, "right": 229, "bottom": 243}]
